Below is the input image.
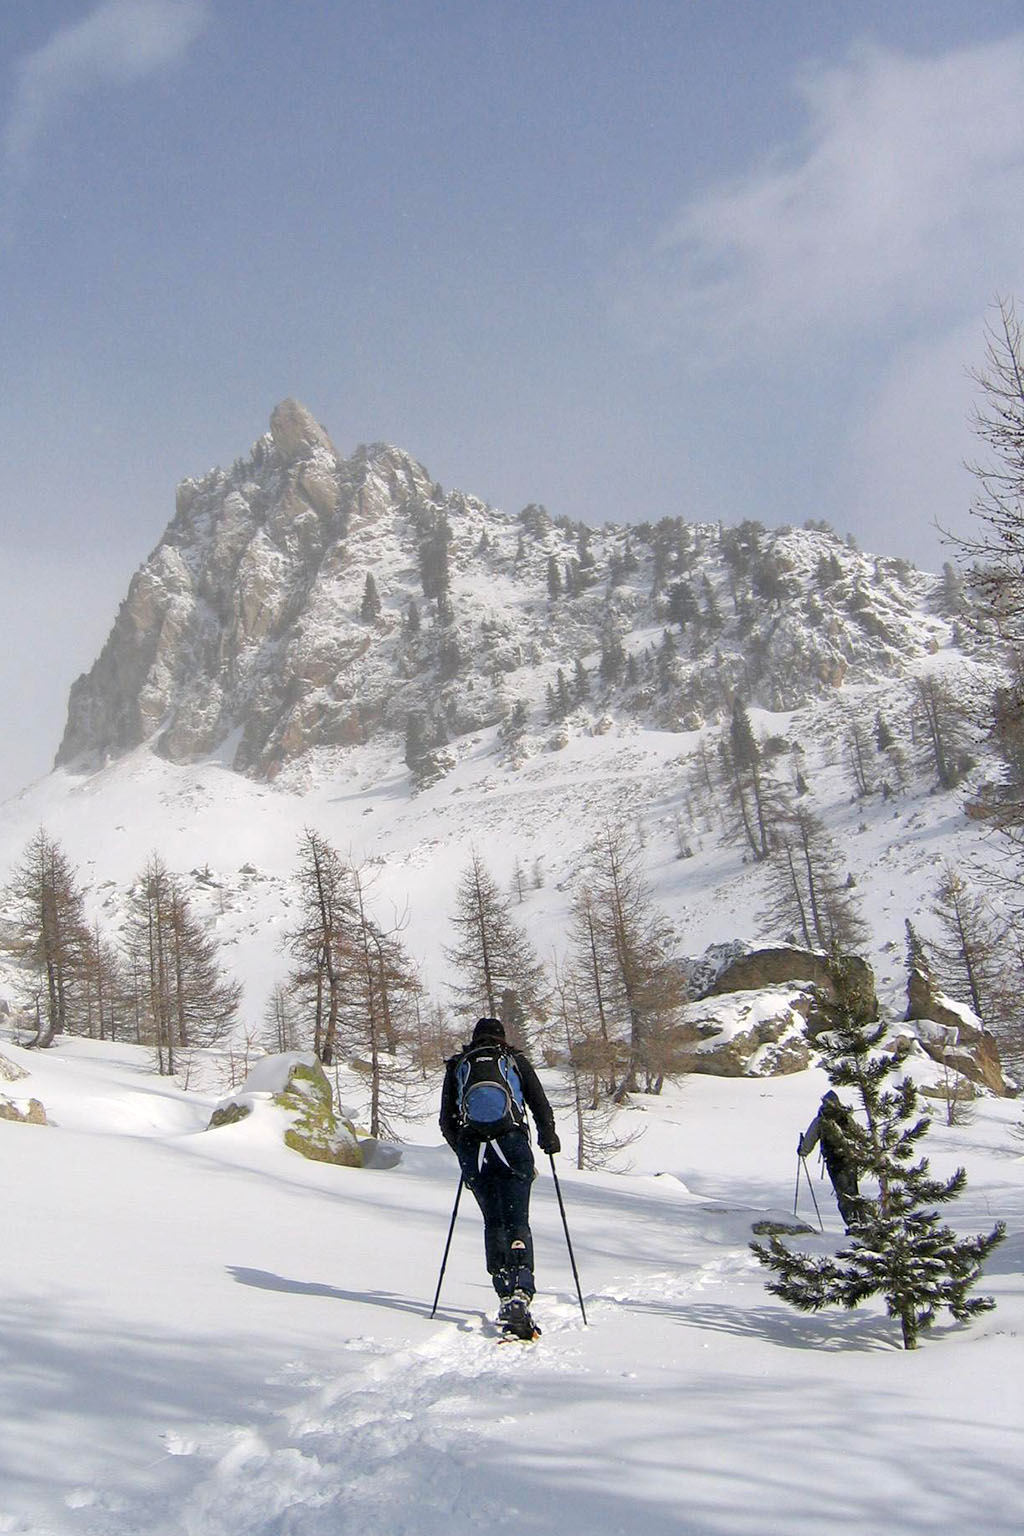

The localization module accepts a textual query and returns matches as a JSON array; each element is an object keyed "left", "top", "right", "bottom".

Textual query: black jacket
[
  {"left": 439, "top": 1043, "right": 557, "bottom": 1151},
  {"left": 800, "top": 1099, "right": 857, "bottom": 1174}
]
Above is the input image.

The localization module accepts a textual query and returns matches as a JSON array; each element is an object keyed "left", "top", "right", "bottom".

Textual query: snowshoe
[{"left": 498, "top": 1291, "right": 541, "bottom": 1342}]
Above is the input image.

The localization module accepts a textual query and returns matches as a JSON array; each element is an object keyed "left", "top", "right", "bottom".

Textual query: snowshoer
[
  {"left": 799, "top": 1090, "right": 866, "bottom": 1230},
  {"left": 439, "top": 1017, "right": 560, "bottom": 1339}
]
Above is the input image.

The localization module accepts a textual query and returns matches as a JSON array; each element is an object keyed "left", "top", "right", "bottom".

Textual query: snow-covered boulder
[
  {"left": 0, "top": 1095, "right": 47, "bottom": 1125},
  {"left": 710, "top": 945, "right": 876, "bottom": 1019},
  {"left": 899, "top": 992, "right": 1008, "bottom": 1096},
  {"left": 678, "top": 986, "right": 815, "bottom": 1077},
  {"left": 0, "top": 1049, "right": 27, "bottom": 1084},
  {"left": 208, "top": 1052, "right": 363, "bottom": 1167}
]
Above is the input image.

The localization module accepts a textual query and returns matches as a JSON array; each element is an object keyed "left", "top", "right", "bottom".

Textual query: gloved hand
[{"left": 539, "top": 1129, "right": 561, "bottom": 1155}]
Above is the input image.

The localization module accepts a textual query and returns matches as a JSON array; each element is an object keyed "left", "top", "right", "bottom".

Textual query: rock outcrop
[
  {"left": 678, "top": 984, "right": 815, "bottom": 1077},
  {"left": 0, "top": 1096, "right": 47, "bottom": 1125},
  {"left": 208, "top": 1053, "right": 362, "bottom": 1166},
  {"left": 0, "top": 1049, "right": 27, "bottom": 1084},
  {"left": 902, "top": 985, "right": 1008, "bottom": 1096}
]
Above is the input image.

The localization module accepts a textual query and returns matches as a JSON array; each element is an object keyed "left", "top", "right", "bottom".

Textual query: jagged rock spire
[{"left": 268, "top": 399, "right": 337, "bottom": 464}]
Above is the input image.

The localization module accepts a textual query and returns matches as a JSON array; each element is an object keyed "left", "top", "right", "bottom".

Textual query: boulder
[
  {"left": 900, "top": 995, "right": 1008, "bottom": 1096},
  {"left": 208, "top": 1053, "right": 362, "bottom": 1166},
  {"left": 904, "top": 964, "right": 1008, "bottom": 1094},
  {"left": 0, "top": 1050, "right": 27, "bottom": 1084},
  {"left": 677, "top": 985, "right": 816, "bottom": 1078},
  {"left": 0, "top": 1096, "right": 47, "bottom": 1125},
  {"left": 709, "top": 945, "right": 877, "bottom": 1028}
]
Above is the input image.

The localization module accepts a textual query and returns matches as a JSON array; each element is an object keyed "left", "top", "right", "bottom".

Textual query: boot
[{"left": 498, "top": 1288, "right": 541, "bottom": 1341}]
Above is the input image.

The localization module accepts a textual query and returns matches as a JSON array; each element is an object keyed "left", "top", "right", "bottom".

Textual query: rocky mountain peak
[
  {"left": 268, "top": 399, "right": 338, "bottom": 466},
  {"left": 55, "top": 405, "right": 968, "bottom": 788}
]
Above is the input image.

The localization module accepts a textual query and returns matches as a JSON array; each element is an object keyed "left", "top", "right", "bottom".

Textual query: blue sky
[{"left": 2, "top": 0, "right": 1024, "bottom": 797}]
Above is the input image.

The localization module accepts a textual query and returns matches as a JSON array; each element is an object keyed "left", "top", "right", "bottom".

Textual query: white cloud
[
  {"left": 626, "top": 35, "right": 1024, "bottom": 357},
  {"left": 837, "top": 321, "right": 985, "bottom": 566},
  {"left": 2, "top": 0, "right": 210, "bottom": 185}
]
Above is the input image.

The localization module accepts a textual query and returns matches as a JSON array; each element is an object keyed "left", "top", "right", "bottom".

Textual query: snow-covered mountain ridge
[{"left": 56, "top": 398, "right": 963, "bottom": 783}]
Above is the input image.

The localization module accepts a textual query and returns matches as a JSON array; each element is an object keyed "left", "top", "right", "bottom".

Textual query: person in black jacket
[
  {"left": 439, "top": 1017, "right": 560, "bottom": 1336},
  {"left": 799, "top": 1089, "right": 866, "bottom": 1230}
]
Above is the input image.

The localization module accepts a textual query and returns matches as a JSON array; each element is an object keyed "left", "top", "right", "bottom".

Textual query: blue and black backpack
[{"left": 455, "top": 1043, "right": 527, "bottom": 1140}]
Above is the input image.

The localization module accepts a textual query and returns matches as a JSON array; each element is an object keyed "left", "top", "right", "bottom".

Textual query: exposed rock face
[
  {"left": 903, "top": 981, "right": 1008, "bottom": 1095},
  {"left": 0, "top": 1050, "right": 27, "bottom": 1083},
  {"left": 269, "top": 399, "right": 337, "bottom": 465},
  {"left": 678, "top": 985, "right": 816, "bottom": 1077},
  {"left": 0, "top": 1096, "right": 47, "bottom": 1125},
  {"left": 208, "top": 1053, "right": 362, "bottom": 1166},
  {"left": 58, "top": 402, "right": 437, "bottom": 778},
  {"left": 710, "top": 946, "right": 877, "bottom": 1025},
  {"left": 55, "top": 401, "right": 959, "bottom": 785}
]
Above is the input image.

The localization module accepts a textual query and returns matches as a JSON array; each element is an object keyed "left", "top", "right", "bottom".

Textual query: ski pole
[
  {"left": 799, "top": 1155, "right": 824, "bottom": 1232},
  {"left": 430, "top": 1173, "right": 465, "bottom": 1318},
  {"left": 793, "top": 1151, "right": 802, "bottom": 1217},
  {"left": 548, "top": 1153, "right": 588, "bottom": 1326}
]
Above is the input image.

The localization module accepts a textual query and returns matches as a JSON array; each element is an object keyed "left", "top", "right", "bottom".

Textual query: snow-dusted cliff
[{"left": 57, "top": 400, "right": 963, "bottom": 783}]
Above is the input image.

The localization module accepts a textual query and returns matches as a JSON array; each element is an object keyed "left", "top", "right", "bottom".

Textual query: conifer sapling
[{"left": 751, "top": 957, "right": 1005, "bottom": 1349}]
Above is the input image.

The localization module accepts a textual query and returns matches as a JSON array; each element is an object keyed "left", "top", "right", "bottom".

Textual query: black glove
[{"left": 539, "top": 1129, "right": 561, "bottom": 1156}]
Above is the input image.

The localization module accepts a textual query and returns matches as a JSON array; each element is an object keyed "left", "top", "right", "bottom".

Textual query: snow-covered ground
[{"left": 2, "top": 1034, "right": 1021, "bottom": 1536}]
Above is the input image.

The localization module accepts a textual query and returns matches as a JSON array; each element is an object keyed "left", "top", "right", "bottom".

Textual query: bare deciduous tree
[
  {"left": 0, "top": 829, "right": 89, "bottom": 1047},
  {"left": 445, "top": 851, "right": 548, "bottom": 1038},
  {"left": 570, "top": 826, "right": 690, "bottom": 1096},
  {"left": 760, "top": 807, "right": 868, "bottom": 954}
]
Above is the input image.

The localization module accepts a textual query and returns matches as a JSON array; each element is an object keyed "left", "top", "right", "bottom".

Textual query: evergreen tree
[
  {"left": 359, "top": 572, "right": 382, "bottom": 623},
  {"left": 599, "top": 626, "right": 625, "bottom": 685},
  {"left": 418, "top": 510, "right": 452, "bottom": 601},
  {"left": 752, "top": 958, "right": 1005, "bottom": 1349},
  {"left": 718, "top": 699, "right": 784, "bottom": 862},
  {"left": 666, "top": 578, "right": 700, "bottom": 632}
]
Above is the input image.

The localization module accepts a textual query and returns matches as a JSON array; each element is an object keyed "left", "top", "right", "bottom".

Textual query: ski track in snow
[
  {"left": 169, "top": 1303, "right": 580, "bottom": 1535},
  {"left": 156, "top": 1264, "right": 731, "bottom": 1536}
]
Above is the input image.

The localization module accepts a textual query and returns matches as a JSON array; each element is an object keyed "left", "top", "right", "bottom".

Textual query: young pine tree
[{"left": 751, "top": 958, "right": 1005, "bottom": 1349}]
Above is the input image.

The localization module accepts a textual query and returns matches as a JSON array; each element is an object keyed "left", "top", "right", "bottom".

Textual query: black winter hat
[{"left": 472, "top": 1017, "right": 506, "bottom": 1042}]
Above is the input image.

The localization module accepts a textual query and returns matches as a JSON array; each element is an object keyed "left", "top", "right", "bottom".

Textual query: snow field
[{"left": 2, "top": 1037, "right": 1021, "bottom": 1536}]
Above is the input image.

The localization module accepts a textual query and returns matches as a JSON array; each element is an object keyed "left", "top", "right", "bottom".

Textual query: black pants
[
  {"left": 458, "top": 1130, "right": 536, "bottom": 1298},
  {"left": 827, "top": 1159, "right": 865, "bottom": 1229}
]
